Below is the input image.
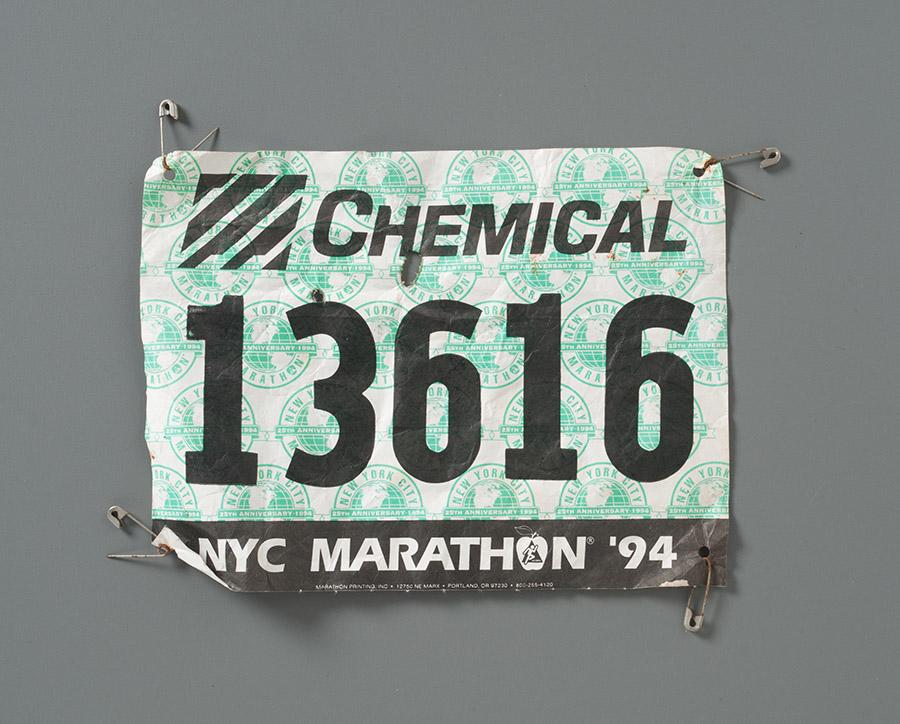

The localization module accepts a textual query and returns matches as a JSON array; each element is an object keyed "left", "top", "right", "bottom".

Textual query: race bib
[{"left": 141, "top": 147, "right": 729, "bottom": 591}]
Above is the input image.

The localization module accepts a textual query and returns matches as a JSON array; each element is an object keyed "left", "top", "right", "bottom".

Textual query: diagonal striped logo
[{"left": 178, "top": 174, "right": 308, "bottom": 270}]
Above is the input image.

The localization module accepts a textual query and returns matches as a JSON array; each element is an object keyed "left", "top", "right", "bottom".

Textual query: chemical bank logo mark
[
  {"left": 514, "top": 525, "right": 548, "bottom": 570},
  {"left": 443, "top": 301, "right": 523, "bottom": 388},
  {"left": 561, "top": 299, "right": 623, "bottom": 387},
  {"left": 444, "top": 464, "right": 538, "bottom": 519},
  {"left": 360, "top": 301, "right": 404, "bottom": 389},
  {"left": 668, "top": 461, "right": 729, "bottom": 518},
  {"left": 243, "top": 300, "right": 315, "bottom": 389},
  {"left": 606, "top": 217, "right": 706, "bottom": 299},
  {"left": 443, "top": 150, "right": 536, "bottom": 214},
  {"left": 665, "top": 149, "right": 725, "bottom": 225},
  {"left": 142, "top": 152, "right": 201, "bottom": 228},
  {"left": 331, "top": 465, "right": 425, "bottom": 520},
  {"left": 556, "top": 464, "right": 650, "bottom": 519},
  {"left": 283, "top": 223, "right": 373, "bottom": 304},
  {"left": 338, "top": 152, "right": 426, "bottom": 225},
  {"left": 166, "top": 226, "right": 258, "bottom": 305},
  {"left": 175, "top": 171, "right": 310, "bottom": 272},
  {"left": 218, "top": 465, "right": 313, "bottom": 520},
  {"left": 501, "top": 385, "right": 596, "bottom": 455},
  {"left": 151, "top": 465, "right": 200, "bottom": 520},
  {"left": 666, "top": 297, "right": 728, "bottom": 386},
  {"left": 140, "top": 300, "right": 200, "bottom": 388},
  {"left": 553, "top": 148, "right": 647, "bottom": 223},
  {"left": 390, "top": 233, "right": 481, "bottom": 304},
  {"left": 165, "top": 382, "right": 258, "bottom": 462},
  {"left": 500, "top": 222, "right": 593, "bottom": 303},
  {"left": 276, "top": 385, "right": 339, "bottom": 459}
]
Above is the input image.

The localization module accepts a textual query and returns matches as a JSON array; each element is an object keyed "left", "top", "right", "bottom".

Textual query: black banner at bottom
[{"left": 152, "top": 518, "right": 728, "bottom": 592}]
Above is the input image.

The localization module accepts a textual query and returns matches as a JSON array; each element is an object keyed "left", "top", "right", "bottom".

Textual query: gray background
[{"left": 1, "top": 1, "right": 898, "bottom": 722}]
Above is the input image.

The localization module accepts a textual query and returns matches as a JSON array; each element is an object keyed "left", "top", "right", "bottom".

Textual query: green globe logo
[
  {"left": 685, "top": 479, "right": 728, "bottom": 508},
  {"left": 444, "top": 303, "right": 522, "bottom": 388},
  {"left": 632, "top": 389, "right": 706, "bottom": 454},
  {"left": 219, "top": 466, "right": 312, "bottom": 520},
  {"left": 572, "top": 157, "right": 625, "bottom": 204},
  {"left": 338, "top": 152, "right": 425, "bottom": 220},
  {"left": 562, "top": 300, "right": 621, "bottom": 387},
  {"left": 609, "top": 218, "right": 704, "bottom": 299},
  {"left": 501, "top": 223, "right": 592, "bottom": 303},
  {"left": 556, "top": 465, "right": 651, "bottom": 519},
  {"left": 415, "top": 257, "right": 459, "bottom": 294},
  {"left": 502, "top": 386, "right": 594, "bottom": 455},
  {"left": 502, "top": 247, "right": 592, "bottom": 299},
  {"left": 153, "top": 484, "right": 182, "bottom": 518},
  {"left": 277, "top": 387, "right": 340, "bottom": 459},
  {"left": 393, "top": 239, "right": 480, "bottom": 304},
  {"left": 688, "top": 314, "right": 726, "bottom": 369},
  {"left": 444, "top": 151, "right": 536, "bottom": 214},
  {"left": 140, "top": 301, "right": 198, "bottom": 388},
  {"left": 165, "top": 384, "right": 257, "bottom": 462},
  {"left": 230, "top": 151, "right": 310, "bottom": 176},
  {"left": 245, "top": 317, "right": 295, "bottom": 372},
  {"left": 669, "top": 462, "right": 730, "bottom": 517},
  {"left": 444, "top": 466, "right": 538, "bottom": 518},
  {"left": 295, "top": 405, "right": 339, "bottom": 456},
  {"left": 572, "top": 320, "right": 607, "bottom": 367},
  {"left": 668, "top": 298, "right": 728, "bottom": 386},
  {"left": 284, "top": 223, "right": 369, "bottom": 304},
  {"left": 151, "top": 465, "right": 199, "bottom": 520},
  {"left": 666, "top": 149, "right": 725, "bottom": 225},
  {"left": 348, "top": 480, "right": 410, "bottom": 512},
  {"left": 243, "top": 302, "right": 312, "bottom": 388},
  {"left": 359, "top": 301, "right": 403, "bottom": 389},
  {"left": 142, "top": 153, "right": 201, "bottom": 228},
  {"left": 575, "top": 480, "right": 630, "bottom": 508},
  {"left": 167, "top": 227, "right": 257, "bottom": 305},
  {"left": 152, "top": 479, "right": 196, "bottom": 517},
  {"left": 462, "top": 480, "right": 519, "bottom": 510},
  {"left": 553, "top": 148, "right": 646, "bottom": 221},
  {"left": 359, "top": 158, "right": 411, "bottom": 208},
  {"left": 461, "top": 158, "right": 518, "bottom": 205},
  {"left": 470, "top": 314, "right": 518, "bottom": 376},
  {"left": 331, "top": 466, "right": 425, "bottom": 520}
]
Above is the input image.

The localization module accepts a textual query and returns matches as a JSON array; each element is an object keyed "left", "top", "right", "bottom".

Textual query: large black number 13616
[{"left": 185, "top": 293, "right": 694, "bottom": 488}]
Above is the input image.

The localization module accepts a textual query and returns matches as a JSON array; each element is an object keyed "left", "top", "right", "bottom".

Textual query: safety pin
[
  {"left": 694, "top": 146, "right": 782, "bottom": 201},
  {"left": 683, "top": 552, "right": 714, "bottom": 632},
  {"left": 106, "top": 505, "right": 172, "bottom": 560},
  {"left": 158, "top": 99, "right": 219, "bottom": 175}
]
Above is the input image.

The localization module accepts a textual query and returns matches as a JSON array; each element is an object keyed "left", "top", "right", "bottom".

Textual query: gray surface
[{"left": 1, "top": 1, "right": 898, "bottom": 722}]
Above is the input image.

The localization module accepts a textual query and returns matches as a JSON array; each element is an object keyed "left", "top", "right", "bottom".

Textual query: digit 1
[
  {"left": 505, "top": 293, "right": 577, "bottom": 480},
  {"left": 185, "top": 295, "right": 257, "bottom": 486}
]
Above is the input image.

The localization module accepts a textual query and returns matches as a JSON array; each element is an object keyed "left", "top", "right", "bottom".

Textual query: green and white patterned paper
[{"left": 141, "top": 147, "right": 729, "bottom": 592}]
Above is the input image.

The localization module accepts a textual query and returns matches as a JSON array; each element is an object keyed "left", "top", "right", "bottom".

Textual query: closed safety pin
[
  {"left": 694, "top": 146, "right": 783, "bottom": 201},
  {"left": 158, "top": 99, "right": 219, "bottom": 177},
  {"left": 106, "top": 505, "right": 172, "bottom": 560},
  {"left": 683, "top": 552, "right": 714, "bottom": 632}
]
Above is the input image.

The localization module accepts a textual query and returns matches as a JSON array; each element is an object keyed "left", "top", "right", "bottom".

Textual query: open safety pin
[
  {"left": 106, "top": 505, "right": 172, "bottom": 560},
  {"left": 694, "top": 146, "right": 783, "bottom": 201},
  {"left": 159, "top": 99, "right": 219, "bottom": 175}
]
